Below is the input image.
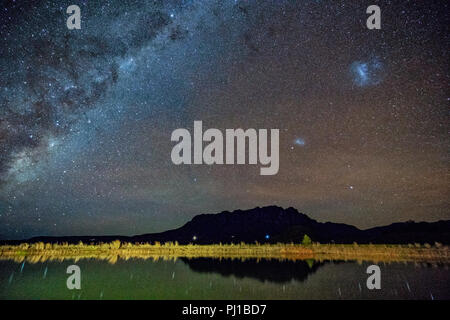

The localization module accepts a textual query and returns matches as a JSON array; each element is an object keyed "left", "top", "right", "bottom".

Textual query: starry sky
[{"left": 0, "top": 0, "right": 448, "bottom": 239}]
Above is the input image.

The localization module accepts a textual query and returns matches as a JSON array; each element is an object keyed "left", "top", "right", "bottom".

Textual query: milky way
[{"left": 0, "top": 0, "right": 448, "bottom": 239}]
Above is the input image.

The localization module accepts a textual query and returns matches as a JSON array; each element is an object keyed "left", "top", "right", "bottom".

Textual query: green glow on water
[{"left": 0, "top": 259, "right": 448, "bottom": 300}]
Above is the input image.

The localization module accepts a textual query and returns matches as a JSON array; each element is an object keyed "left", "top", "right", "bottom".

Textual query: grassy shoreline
[{"left": 1, "top": 241, "right": 449, "bottom": 264}]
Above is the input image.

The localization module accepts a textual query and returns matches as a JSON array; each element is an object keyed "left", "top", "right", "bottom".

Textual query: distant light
[
  {"left": 192, "top": 235, "right": 197, "bottom": 241},
  {"left": 265, "top": 234, "right": 270, "bottom": 240},
  {"left": 170, "top": 13, "right": 175, "bottom": 18}
]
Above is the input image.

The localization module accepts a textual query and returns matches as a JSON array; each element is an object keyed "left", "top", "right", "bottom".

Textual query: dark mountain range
[{"left": 2, "top": 206, "right": 450, "bottom": 245}]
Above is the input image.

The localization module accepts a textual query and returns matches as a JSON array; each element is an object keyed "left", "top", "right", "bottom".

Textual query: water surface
[{"left": 0, "top": 258, "right": 448, "bottom": 299}]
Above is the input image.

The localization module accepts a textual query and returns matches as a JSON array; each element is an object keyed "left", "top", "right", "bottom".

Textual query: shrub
[{"left": 302, "top": 234, "right": 312, "bottom": 245}]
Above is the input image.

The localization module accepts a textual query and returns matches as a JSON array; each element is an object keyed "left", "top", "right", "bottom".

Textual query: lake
[{"left": 0, "top": 258, "right": 448, "bottom": 299}]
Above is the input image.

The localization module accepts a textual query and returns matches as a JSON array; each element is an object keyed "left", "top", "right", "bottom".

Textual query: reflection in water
[
  {"left": 181, "top": 257, "right": 327, "bottom": 283},
  {"left": 0, "top": 258, "right": 449, "bottom": 299}
]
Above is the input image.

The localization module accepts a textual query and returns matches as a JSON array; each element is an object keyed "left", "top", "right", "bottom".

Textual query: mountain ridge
[{"left": 2, "top": 205, "right": 449, "bottom": 244}]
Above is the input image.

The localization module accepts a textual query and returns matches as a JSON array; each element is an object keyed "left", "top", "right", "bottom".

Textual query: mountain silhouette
[
  {"left": 129, "top": 206, "right": 450, "bottom": 244},
  {"left": 3, "top": 206, "right": 450, "bottom": 244}
]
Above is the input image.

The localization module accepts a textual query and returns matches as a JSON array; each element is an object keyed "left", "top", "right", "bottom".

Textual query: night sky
[{"left": 0, "top": 0, "right": 448, "bottom": 240}]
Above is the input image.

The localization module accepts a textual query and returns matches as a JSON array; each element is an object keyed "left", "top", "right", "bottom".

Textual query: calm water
[{"left": 0, "top": 258, "right": 448, "bottom": 299}]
